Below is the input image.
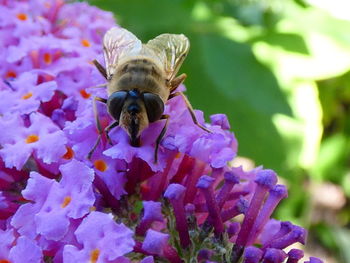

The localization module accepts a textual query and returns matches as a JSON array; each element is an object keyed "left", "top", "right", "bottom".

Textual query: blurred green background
[{"left": 87, "top": 0, "right": 350, "bottom": 261}]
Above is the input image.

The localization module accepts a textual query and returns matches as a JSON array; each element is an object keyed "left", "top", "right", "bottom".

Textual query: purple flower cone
[{"left": 0, "top": 0, "right": 323, "bottom": 262}]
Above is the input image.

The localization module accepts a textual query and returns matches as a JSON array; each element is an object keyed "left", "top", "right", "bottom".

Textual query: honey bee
[{"left": 88, "top": 27, "right": 210, "bottom": 162}]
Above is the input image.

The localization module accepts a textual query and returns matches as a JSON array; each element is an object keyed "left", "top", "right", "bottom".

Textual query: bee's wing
[
  {"left": 103, "top": 27, "right": 142, "bottom": 79},
  {"left": 145, "top": 34, "right": 190, "bottom": 81}
]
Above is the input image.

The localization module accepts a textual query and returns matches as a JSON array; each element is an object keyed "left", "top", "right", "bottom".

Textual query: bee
[{"left": 88, "top": 27, "right": 210, "bottom": 162}]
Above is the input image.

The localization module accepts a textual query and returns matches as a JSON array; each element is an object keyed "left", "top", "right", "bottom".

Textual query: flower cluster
[{"left": 0, "top": 0, "right": 323, "bottom": 262}]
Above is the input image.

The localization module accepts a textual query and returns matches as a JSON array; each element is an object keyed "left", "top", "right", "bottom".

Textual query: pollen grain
[
  {"left": 22, "top": 92, "right": 33, "bottom": 100},
  {"left": 94, "top": 160, "right": 108, "bottom": 172},
  {"left": 62, "top": 146, "right": 74, "bottom": 160},
  {"left": 16, "top": 13, "right": 28, "bottom": 21},
  {"left": 5, "top": 70, "right": 17, "bottom": 78},
  {"left": 175, "top": 152, "right": 182, "bottom": 159},
  {"left": 89, "top": 249, "right": 100, "bottom": 263},
  {"left": 43, "top": 53, "right": 52, "bottom": 64},
  {"left": 79, "top": 89, "right": 91, "bottom": 99},
  {"left": 61, "top": 196, "right": 72, "bottom": 208},
  {"left": 81, "top": 39, "right": 91, "bottom": 47},
  {"left": 25, "top": 134, "right": 39, "bottom": 144}
]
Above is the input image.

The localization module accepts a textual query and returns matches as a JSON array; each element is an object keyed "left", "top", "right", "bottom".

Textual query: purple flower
[
  {"left": 243, "top": 246, "right": 263, "bottom": 263},
  {"left": 0, "top": 72, "right": 56, "bottom": 116},
  {"left": 63, "top": 211, "right": 134, "bottom": 263},
  {"left": 0, "top": 0, "right": 324, "bottom": 262},
  {"left": 0, "top": 112, "right": 67, "bottom": 169},
  {"left": 164, "top": 184, "right": 190, "bottom": 248},
  {"left": 136, "top": 201, "right": 164, "bottom": 235},
  {"left": 142, "top": 229, "right": 170, "bottom": 256},
  {"left": 287, "top": 249, "right": 304, "bottom": 263},
  {"left": 12, "top": 160, "right": 95, "bottom": 241},
  {"left": 9, "top": 236, "right": 43, "bottom": 263},
  {"left": 305, "top": 257, "right": 324, "bottom": 263},
  {"left": 140, "top": 256, "right": 155, "bottom": 263},
  {"left": 0, "top": 228, "right": 15, "bottom": 259},
  {"left": 0, "top": 228, "right": 43, "bottom": 263},
  {"left": 91, "top": 151, "right": 127, "bottom": 200},
  {"left": 262, "top": 248, "right": 287, "bottom": 263},
  {"left": 210, "top": 113, "right": 230, "bottom": 130}
]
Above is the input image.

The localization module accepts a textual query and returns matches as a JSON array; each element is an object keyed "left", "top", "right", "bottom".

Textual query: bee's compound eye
[
  {"left": 143, "top": 93, "right": 164, "bottom": 123},
  {"left": 107, "top": 91, "right": 128, "bottom": 121}
]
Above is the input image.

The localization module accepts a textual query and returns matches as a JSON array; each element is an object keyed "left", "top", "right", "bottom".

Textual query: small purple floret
[
  {"left": 8, "top": 236, "right": 43, "bottom": 263},
  {"left": 255, "top": 170, "right": 278, "bottom": 189},
  {"left": 308, "top": 257, "right": 324, "bottom": 263},
  {"left": 142, "top": 201, "right": 163, "bottom": 222},
  {"left": 63, "top": 211, "right": 134, "bottom": 262},
  {"left": 262, "top": 248, "right": 287, "bottom": 263},
  {"left": 221, "top": 197, "right": 249, "bottom": 222},
  {"left": 210, "top": 114, "right": 230, "bottom": 130},
  {"left": 185, "top": 203, "right": 195, "bottom": 214},
  {"left": 269, "top": 226, "right": 307, "bottom": 249},
  {"left": 198, "top": 249, "right": 213, "bottom": 261},
  {"left": 197, "top": 175, "right": 224, "bottom": 236},
  {"left": 136, "top": 201, "right": 164, "bottom": 236},
  {"left": 270, "top": 185, "right": 288, "bottom": 199},
  {"left": 247, "top": 185, "right": 288, "bottom": 245},
  {"left": 235, "top": 170, "right": 277, "bottom": 247},
  {"left": 142, "top": 229, "right": 169, "bottom": 256},
  {"left": 237, "top": 197, "right": 250, "bottom": 214},
  {"left": 286, "top": 249, "right": 304, "bottom": 263},
  {"left": 196, "top": 175, "right": 214, "bottom": 189},
  {"left": 140, "top": 256, "right": 155, "bottom": 263},
  {"left": 164, "top": 183, "right": 186, "bottom": 200},
  {"left": 243, "top": 246, "right": 263, "bottom": 263},
  {"left": 262, "top": 221, "right": 293, "bottom": 248},
  {"left": 227, "top": 222, "right": 240, "bottom": 237},
  {"left": 216, "top": 171, "right": 240, "bottom": 209},
  {"left": 164, "top": 183, "right": 190, "bottom": 248},
  {"left": 224, "top": 171, "right": 240, "bottom": 183}
]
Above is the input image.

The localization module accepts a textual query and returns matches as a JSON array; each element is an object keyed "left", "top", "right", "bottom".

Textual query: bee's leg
[
  {"left": 90, "top": 83, "right": 108, "bottom": 89},
  {"left": 105, "top": 121, "right": 119, "bottom": 145},
  {"left": 92, "top": 59, "right": 107, "bottom": 80},
  {"left": 154, "top": 114, "right": 170, "bottom": 163},
  {"left": 169, "top": 73, "right": 187, "bottom": 93},
  {"left": 168, "top": 92, "right": 211, "bottom": 133},
  {"left": 87, "top": 96, "right": 107, "bottom": 160}
]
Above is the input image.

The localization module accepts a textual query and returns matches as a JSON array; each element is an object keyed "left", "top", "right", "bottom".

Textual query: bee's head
[{"left": 107, "top": 90, "right": 164, "bottom": 147}]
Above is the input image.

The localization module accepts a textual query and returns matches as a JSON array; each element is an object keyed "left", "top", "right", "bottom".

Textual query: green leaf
[
  {"left": 250, "top": 32, "right": 310, "bottom": 54},
  {"left": 331, "top": 227, "right": 350, "bottom": 263},
  {"left": 185, "top": 34, "right": 292, "bottom": 173},
  {"left": 311, "top": 134, "right": 349, "bottom": 182}
]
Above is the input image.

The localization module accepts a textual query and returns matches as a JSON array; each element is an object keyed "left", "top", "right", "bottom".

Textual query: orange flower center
[
  {"left": 0, "top": 260, "right": 11, "bottom": 263},
  {"left": 5, "top": 70, "right": 17, "bottom": 78},
  {"left": 90, "top": 249, "right": 100, "bottom": 263},
  {"left": 16, "top": 13, "right": 27, "bottom": 21},
  {"left": 43, "top": 53, "right": 52, "bottom": 64},
  {"left": 61, "top": 196, "right": 71, "bottom": 208},
  {"left": 25, "top": 134, "right": 39, "bottom": 144},
  {"left": 94, "top": 160, "right": 107, "bottom": 172},
  {"left": 62, "top": 146, "right": 74, "bottom": 160},
  {"left": 81, "top": 39, "right": 91, "bottom": 47},
  {"left": 22, "top": 92, "right": 33, "bottom": 100},
  {"left": 79, "top": 89, "right": 91, "bottom": 99}
]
